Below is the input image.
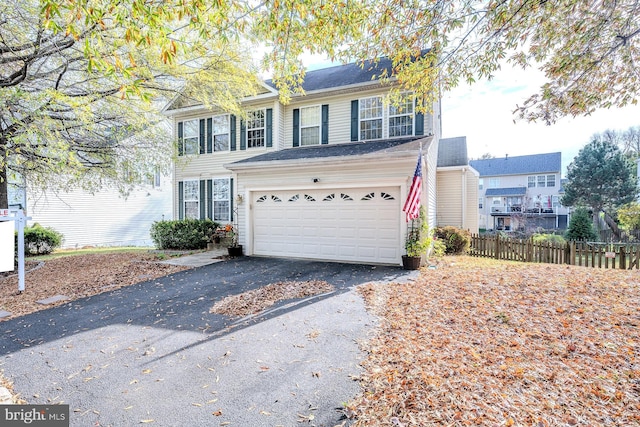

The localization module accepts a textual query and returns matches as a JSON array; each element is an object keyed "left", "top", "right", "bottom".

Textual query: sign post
[{"left": 0, "top": 209, "right": 31, "bottom": 293}]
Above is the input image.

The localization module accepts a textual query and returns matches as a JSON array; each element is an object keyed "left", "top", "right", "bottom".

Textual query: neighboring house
[
  {"left": 436, "top": 136, "right": 479, "bottom": 232},
  {"left": 164, "top": 57, "right": 476, "bottom": 265},
  {"left": 469, "top": 152, "right": 568, "bottom": 232},
  {"left": 9, "top": 172, "right": 172, "bottom": 248}
]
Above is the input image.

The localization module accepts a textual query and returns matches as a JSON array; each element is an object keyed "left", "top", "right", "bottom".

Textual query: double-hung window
[
  {"left": 528, "top": 176, "right": 536, "bottom": 188},
  {"left": 182, "top": 120, "right": 199, "bottom": 155},
  {"left": 546, "top": 174, "right": 556, "bottom": 187},
  {"left": 359, "top": 96, "right": 383, "bottom": 140},
  {"left": 537, "top": 175, "right": 546, "bottom": 187},
  {"left": 213, "top": 178, "right": 230, "bottom": 221},
  {"left": 388, "top": 95, "right": 414, "bottom": 137},
  {"left": 183, "top": 179, "right": 200, "bottom": 219},
  {"left": 300, "top": 106, "right": 321, "bottom": 146},
  {"left": 212, "top": 115, "right": 230, "bottom": 152},
  {"left": 247, "top": 110, "right": 265, "bottom": 148}
]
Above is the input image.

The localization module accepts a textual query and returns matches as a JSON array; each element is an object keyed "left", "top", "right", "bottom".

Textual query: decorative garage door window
[{"left": 255, "top": 192, "right": 394, "bottom": 202}]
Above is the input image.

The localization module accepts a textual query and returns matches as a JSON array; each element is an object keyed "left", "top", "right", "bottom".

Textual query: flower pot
[
  {"left": 227, "top": 245, "right": 243, "bottom": 257},
  {"left": 402, "top": 255, "right": 421, "bottom": 270}
]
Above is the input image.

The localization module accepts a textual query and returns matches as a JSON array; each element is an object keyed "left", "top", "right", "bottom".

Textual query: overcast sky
[{"left": 440, "top": 66, "right": 640, "bottom": 175}]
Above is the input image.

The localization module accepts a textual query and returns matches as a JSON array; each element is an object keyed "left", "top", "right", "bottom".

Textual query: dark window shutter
[
  {"left": 415, "top": 99, "right": 424, "bottom": 136},
  {"left": 199, "top": 180, "right": 206, "bottom": 219},
  {"left": 230, "top": 115, "right": 236, "bottom": 151},
  {"left": 240, "top": 119, "right": 246, "bottom": 150},
  {"left": 321, "top": 104, "right": 329, "bottom": 144},
  {"left": 207, "top": 179, "right": 213, "bottom": 219},
  {"left": 293, "top": 109, "right": 300, "bottom": 147},
  {"left": 350, "top": 100, "right": 359, "bottom": 141},
  {"left": 177, "top": 122, "right": 184, "bottom": 156},
  {"left": 229, "top": 178, "right": 234, "bottom": 221},
  {"left": 206, "top": 118, "right": 213, "bottom": 153},
  {"left": 178, "top": 181, "right": 184, "bottom": 219},
  {"left": 266, "top": 108, "right": 273, "bottom": 148},
  {"left": 199, "top": 119, "right": 205, "bottom": 154}
]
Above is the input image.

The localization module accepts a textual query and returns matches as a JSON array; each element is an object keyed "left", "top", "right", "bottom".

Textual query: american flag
[{"left": 403, "top": 150, "right": 422, "bottom": 222}]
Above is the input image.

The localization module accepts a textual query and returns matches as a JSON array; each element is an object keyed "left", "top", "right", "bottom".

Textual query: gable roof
[
  {"left": 265, "top": 57, "right": 394, "bottom": 93},
  {"left": 226, "top": 136, "right": 429, "bottom": 169},
  {"left": 438, "top": 136, "right": 468, "bottom": 167},
  {"left": 469, "top": 152, "right": 561, "bottom": 177}
]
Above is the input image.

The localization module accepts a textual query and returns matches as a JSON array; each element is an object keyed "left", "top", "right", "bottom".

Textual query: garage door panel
[{"left": 252, "top": 187, "right": 401, "bottom": 264}]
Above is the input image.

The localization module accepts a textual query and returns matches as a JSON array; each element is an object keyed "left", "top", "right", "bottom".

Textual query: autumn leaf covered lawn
[{"left": 353, "top": 256, "right": 640, "bottom": 426}]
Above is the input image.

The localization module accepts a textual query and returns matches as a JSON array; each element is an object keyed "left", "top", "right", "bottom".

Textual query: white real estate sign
[{"left": 0, "top": 219, "right": 14, "bottom": 272}]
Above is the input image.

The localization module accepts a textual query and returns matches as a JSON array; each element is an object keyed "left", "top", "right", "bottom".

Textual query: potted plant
[
  {"left": 226, "top": 223, "right": 243, "bottom": 257},
  {"left": 403, "top": 207, "right": 432, "bottom": 270}
]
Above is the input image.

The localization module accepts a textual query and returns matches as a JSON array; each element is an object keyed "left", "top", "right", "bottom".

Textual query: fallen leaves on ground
[
  {"left": 0, "top": 253, "right": 189, "bottom": 319},
  {"left": 210, "top": 280, "right": 334, "bottom": 317},
  {"left": 353, "top": 256, "right": 640, "bottom": 426}
]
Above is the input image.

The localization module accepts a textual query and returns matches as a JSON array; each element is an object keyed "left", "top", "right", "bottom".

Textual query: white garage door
[{"left": 252, "top": 187, "right": 401, "bottom": 264}]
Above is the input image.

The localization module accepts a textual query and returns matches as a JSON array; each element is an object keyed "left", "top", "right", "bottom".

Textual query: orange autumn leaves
[{"left": 353, "top": 257, "right": 640, "bottom": 426}]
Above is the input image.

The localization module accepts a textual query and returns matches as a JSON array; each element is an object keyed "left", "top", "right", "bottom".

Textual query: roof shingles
[{"left": 469, "top": 152, "right": 561, "bottom": 176}]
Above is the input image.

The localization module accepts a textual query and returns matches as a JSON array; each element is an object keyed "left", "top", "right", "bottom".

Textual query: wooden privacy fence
[{"left": 469, "top": 234, "right": 640, "bottom": 269}]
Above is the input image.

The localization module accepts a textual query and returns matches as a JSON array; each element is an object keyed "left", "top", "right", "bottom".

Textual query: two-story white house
[
  {"left": 164, "top": 57, "right": 478, "bottom": 265},
  {"left": 469, "top": 152, "right": 568, "bottom": 232}
]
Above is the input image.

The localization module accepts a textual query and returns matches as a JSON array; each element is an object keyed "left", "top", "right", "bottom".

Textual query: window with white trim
[
  {"left": 359, "top": 96, "right": 383, "bottom": 140},
  {"left": 212, "top": 114, "right": 230, "bottom": 151},
  {"left": 479, "top": 179, "right": 484, "bottom": 190},
  {"left": 388, "top": 94, "right": 414, "bottom": 137},
  {"left": 546, "top": 174, "right": 556, "bottom": 187},
  {"left": 479, "top": 197, "right": 483, "bottom": 209},
  {"left": 182, "top": 119, "right": 199, "bottom": 155},
  {"left": 247, "top": 110, "right": 265, "bottom": 148},
  {"left": 528, "top": 176, "right": 536, "bottom": 188},
  {"left": 183, "top": 179, "right": 199, "bottom": 219},
  {"left": 537, "top": 175, "right": 546, "bottom": 187},
  {"left": 213, "top": 178, "right": 230, "bottom": 221},
  {"left": 300, "top": 106, "right": 320, "bottom": 146},
  {"left": 489, "top": 178, "right": 500, "bottom": 188}
]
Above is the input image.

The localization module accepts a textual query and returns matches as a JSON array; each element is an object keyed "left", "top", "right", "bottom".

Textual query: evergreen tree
[{"left": 565, "top": 208, "right": 598, "bottom": 241}]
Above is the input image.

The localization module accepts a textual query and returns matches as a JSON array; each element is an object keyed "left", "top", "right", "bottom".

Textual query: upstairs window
[
  {"left": 489, "top": 178, "right": 500, "bottom": 188},
  {"left": 546, "top": 174, "right": 556, "bottom": 187},
  {"left": 479, "top": 178, "right": 484, "bottom": 190},
  {"left": 247, "top": 110, "right": 265, "bottom": 148},
  {"left": 182, "top": 119, "right": 199, "bottom": 155},
  {"left": 388, "top": 94, "right": 414, "bottom": 137},
  {"left": 528, "top": 176, "right": 536, "bottom": 188},
  {"left": 300, "top": 106, "right": 320, "bottom": 146},
  {"left": 359, "top": 96, "right": 383, "bottom": 140},
  {"left": 537, "top": 175, "right": 546, "bottom": 187},
  {"left": 212, "top": 115, "right": 230, "bottom": 152}
]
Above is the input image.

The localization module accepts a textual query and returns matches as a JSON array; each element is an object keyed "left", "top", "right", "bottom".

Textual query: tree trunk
[
  {"left": 0, "top": 148, "right": 7, "bottom": 209},
  {"left": 603, "top": 211, "right": 622, "bottom": 240}
]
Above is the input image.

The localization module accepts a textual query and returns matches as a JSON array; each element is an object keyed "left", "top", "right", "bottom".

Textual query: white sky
[{"left": 440, "top": 66, "right": 640, "bottom": 175}]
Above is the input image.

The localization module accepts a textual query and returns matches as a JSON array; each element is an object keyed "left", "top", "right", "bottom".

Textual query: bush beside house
[
  {"left": 150, "top": 219, "right": 218, "bottom": 250},
  {"left": 434, "top": 226, "right": 471, "bottom": 254},
  {"left": 14, "top": 223, "right": 64, "bottom": 256}
]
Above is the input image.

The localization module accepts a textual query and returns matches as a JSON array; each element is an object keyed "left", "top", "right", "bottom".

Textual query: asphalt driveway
[{"left": 0, "top": 257, "right": 413, "bottom": 426}]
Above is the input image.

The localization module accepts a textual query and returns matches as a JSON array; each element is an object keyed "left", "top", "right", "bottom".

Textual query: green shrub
[
  {"left": 531, "top": 233, "right": 566, "bottom": 245},
  {"left": 565, "top": 207, "right": 598, "bottom": 241},
  {"left": 150, "top": 219, "right": 218, "bottom": 250},
  {"left": 16, "top": 223, "right": 64, "bottom": 256},
  {"left": 434, "top": 226, "right": 471, "bottom": 254}
]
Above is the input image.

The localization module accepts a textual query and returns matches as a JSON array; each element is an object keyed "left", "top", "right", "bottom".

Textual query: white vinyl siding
[{"left": 300, "top": 105, "right": 321, "bottom": 146}]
